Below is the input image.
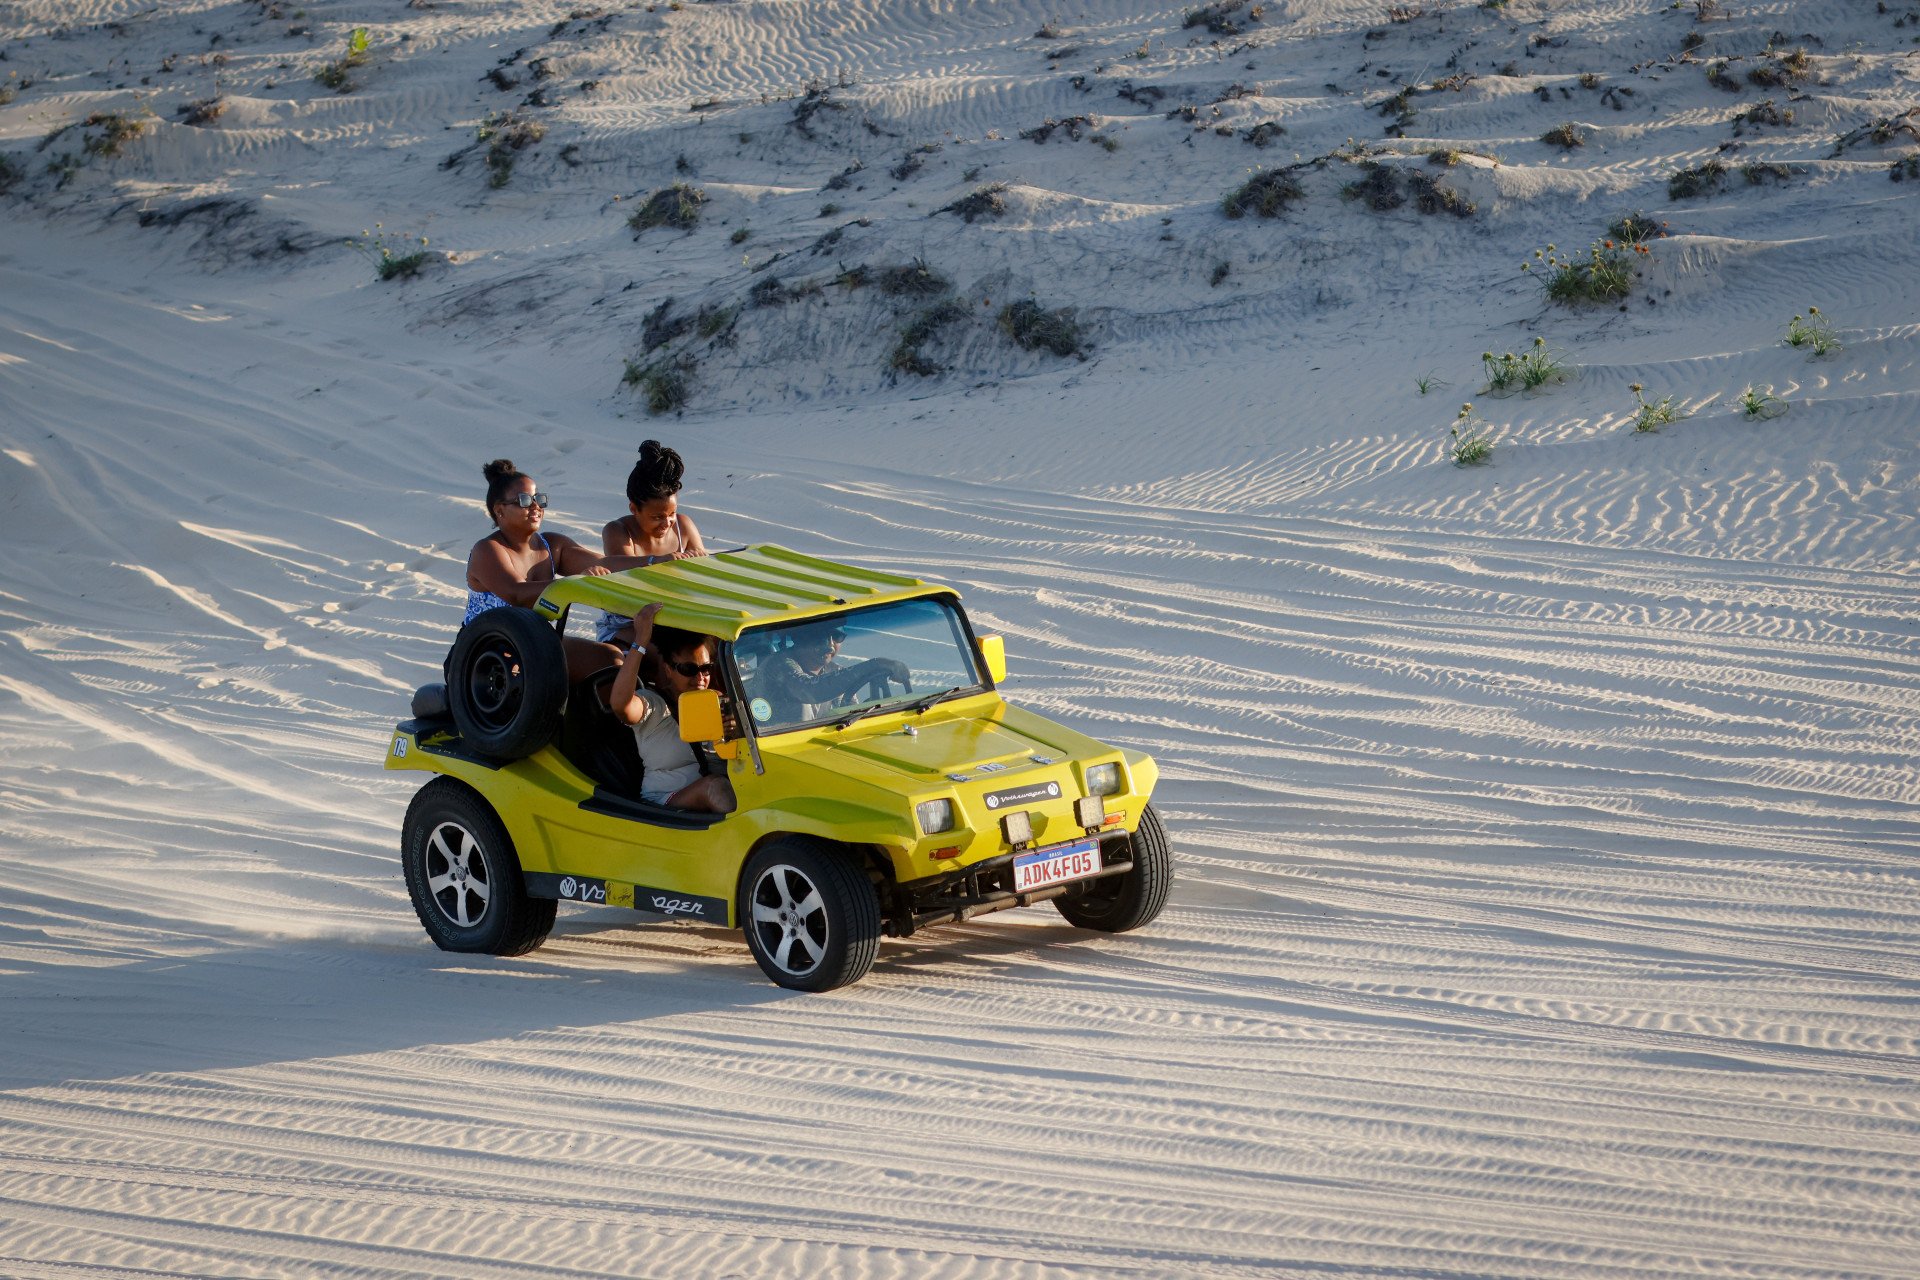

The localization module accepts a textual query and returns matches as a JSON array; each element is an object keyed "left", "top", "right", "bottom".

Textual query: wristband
[{"left": 629, "top": 642, "right": 647, "bottom": 656}]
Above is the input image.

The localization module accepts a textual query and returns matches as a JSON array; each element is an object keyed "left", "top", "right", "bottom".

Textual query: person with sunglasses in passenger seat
[{"left": 608, "top": 602, "right": 738, "bottom": 814}]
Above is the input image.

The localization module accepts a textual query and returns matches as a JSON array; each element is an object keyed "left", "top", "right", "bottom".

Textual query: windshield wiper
[{"left": 826, "top": 685, "right": 966, "bottom": 731}]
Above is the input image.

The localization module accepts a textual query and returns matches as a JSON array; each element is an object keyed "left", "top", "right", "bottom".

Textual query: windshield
[{"left": 735, "top": 596, "right": 986, "bottom": 734}]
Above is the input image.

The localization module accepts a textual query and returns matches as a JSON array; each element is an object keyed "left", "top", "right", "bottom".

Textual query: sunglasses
[
  {"left": 667, "top": 660, "right": 720, "bottom": 678},
  {"left": 501, "top": 491, "right": 550, "bottom": 510}
]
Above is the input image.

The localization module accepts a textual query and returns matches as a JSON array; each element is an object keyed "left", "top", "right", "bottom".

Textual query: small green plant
[
  {"left": 628, "top": 182, "right": 707, "bottom": 232},
  {"left": 1607, "top": 211, "right": 1667, "bottom": 244},
  {"left": 999, "top": 300, "right": 1085, "bottom": 358},
  {"left": 1222, "top": 168, "right": 1304, "bottom": 218},
  {"left": 1704, "top": 61, "right": 1741, "bottom": 93},
  {"left": 1524, "top": 239, "right": 1645, "bottom": 304},
  {"left": 1414, "top": 371, "right": 1445, "bottom": 395},
  {"left": 1739, "top": 384, "right": 1786, "bottom": 419},
  {"left": 1784, "top": 305, "right": 1840, "bottom": 356},
  {"left": 347, "top": 226, "right": 433, "bottom": 281},
  {"left": 729, "top": 227, "right": 749, "bottom": 244},
  {"left": 1210, "top": 260, "right": 1230, "bottom": 287},
  {"left": 1747, "top": 47, "right": 1812, "bottom": 86},
  {"left": 315, "top": 25, "right": 370, "bottom": 92},
  {"left": 695, "top": 305, "right": 736, "bottom": 340},
  {"left": 1892, "top": 155, "right": 1920, "bottom": 182},
  {"left": 819, "top": 202, "right": 840, "bottom": 217},
  {"left": 1449, "top": 404, "right": 1494, "bottom": 465},
  {"left": 477, "top": 112, "right": 545, "bottom": 187},
  {"left": 1668, "top": 160, "right": 1726, "bottom": 200},
  {"left": 1540, "top": 122, "right": 1585, "bottom": 149},
  {"left": 81, "top": 111, "right": 150, "bottom": 159},
  {"left": 1628, "top": 383, "right": 1686, "bottom": 432},
  {"left": 1481, "top": 337, "right": 1568, "bottom": 393},
  {"left": 623, "top": 357, "right": 690, "bottom": 414}
]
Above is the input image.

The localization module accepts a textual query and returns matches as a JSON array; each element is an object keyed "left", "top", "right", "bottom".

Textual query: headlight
[
  {"left": 1085, "top": 762, "right": 1122, "bottom": 796},
  {"left": 916, "top": 798, "right": 955, "bottom": 835}
]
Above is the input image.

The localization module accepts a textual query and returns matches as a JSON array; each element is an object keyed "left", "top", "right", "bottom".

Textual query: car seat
[{"left": 560, "top": 667, "right": 646, "bottom": 796}]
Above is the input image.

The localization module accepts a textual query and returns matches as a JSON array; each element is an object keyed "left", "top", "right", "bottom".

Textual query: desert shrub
[
  {"left": 1482, "top": 337, "right": 1567, "bottom": 393},
  {"left": 1629, "top": 383, "right": 1687, "bottom": 432},
  {"left": 790, "top": 80, "right": 846, "bottom": 140},
  {"left": 1732, "top": 98, "right": 1793, "bottom": 134},
  {"left": 1784, "top": 306, "right": 1840, "bottom": 356},
  {"left": 629, "top": 182, "right": 707, "bottom": 232},
  {"left": 938, "top": 182, "right": 1007, "bottom": 222},
  {"left": 1409, "top": 170, "right": 1474, "bottom": 216},
  {"left": 1525, "top": 239, "right": 1643, "bottom": 303},
  {"left": 1607, "top": 210, "right": 1667, "bottom": 244},
  {"left": 1210, "top": 260, "right": 1230, "bottom": 286},
  {"left": 1667, "top": 160, "right": 1726, "bottom": 199},
  {"left": 1449, "top": 404, "right": 1493, "bottom": 465},
  {"left": 1747, "top": 47, "right": 1812, "bottom": 86},
  {"left": 623, "top": 357, "right": 690, "bottom": 414},
  {"left": 0, "top": 154, "right": 22, "bottom": 194},
  {"left": 1704, "top": 61, "right": 1741, "bottom": 93},
  {"left": 179, "top": 97, "right": 226, "bottom": 126},
  {"left": 1739, "top": 385, "right": 1786, "bottom": 419},
  {"left": 315, "top": 26, "right": 370, "bottom": 92},
  {"left": 889, "top": 300, "right": 967, "bottom": 376},
  {"left": 1540, "top": 122, "right": 1585, "bottom": 148},
  {"left": 824, "top": 160, "right": 863, "bottom": 191},
  {"left": 1185, "top": 2, "right": 1260, "bottom": 35},
  {"left": 1343, "top": 163, "right": 1403, "bottom": 210},
  {"left": 730, "top": 227, "right": 749, "bottom": 244},
  {"left": 478, "top": 112, "right": 545, "bottom": 188},
  {"left": 1243, "top": 122, "right": 1286, "bottom": 148},
  {"left": 1893, "top": 155, "right": 1920, "bottom": 181},
  {"left": 1222, "top": 168, "right": 1303, "bottom": 218},
  {"left": 1021, "top": 115, "right": 1095, "bottom": 144},
  {"left": 750, "top": 275, "right": 821, "bottom": 308},
  {"left": 998, "top": 300, "right": 1085, "bottom": 358},
  {"left": 876, "top": 259, "right": 950, "bottom": 298},
  {"left": 346, "top": 226, "right": 432, "bottom": 281},
  {"left": 1741, "top": 161, "right": 1795, "bottom": 185},
  {"left": 81, "top": 112, "right": 149, "bottom": 158},
  {"left": 695, "top": 305, "right": 737, "bottom": 341}
]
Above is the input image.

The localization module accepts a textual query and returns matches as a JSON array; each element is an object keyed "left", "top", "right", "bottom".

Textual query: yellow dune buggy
[{"left": 386, "top": 545, "right": 1171, "bottom": 990}]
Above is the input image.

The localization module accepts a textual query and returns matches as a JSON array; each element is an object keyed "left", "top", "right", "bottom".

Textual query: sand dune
[{"left": 3, "top": 0, "right": 1919, "bottom": 1275}]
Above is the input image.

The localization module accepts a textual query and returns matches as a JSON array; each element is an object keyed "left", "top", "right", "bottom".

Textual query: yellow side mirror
[
  {"left": 975, "top": 634, "right": 1007, "bottom": 685},
  {"left": 677, "top": 688, "right": 724, "bottom": 743}
]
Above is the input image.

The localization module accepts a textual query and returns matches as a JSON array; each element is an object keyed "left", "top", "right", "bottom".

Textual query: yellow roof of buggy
[{"left": 533, "top": 544, "right": 953, "bottom": 641}]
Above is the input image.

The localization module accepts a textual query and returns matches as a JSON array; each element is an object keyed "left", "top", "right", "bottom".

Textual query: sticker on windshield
[
  {"left": 982, "top": 780, "right": 1062, "bottom": 810},
  {"left": 750, "top": 697, "right": 773, "bottom": 722}
]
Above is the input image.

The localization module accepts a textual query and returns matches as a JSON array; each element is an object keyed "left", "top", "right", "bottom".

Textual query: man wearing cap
[{"left": 756, "top": 620, "right": 909, "bottom": 724}]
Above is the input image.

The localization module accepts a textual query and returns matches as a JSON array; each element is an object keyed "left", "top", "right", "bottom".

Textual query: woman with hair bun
[
  {"left": 597, "top": 439, "right": 709, "bottom": 645},
  {"left": 466, "top": 459, "right": 640, "bottom": 682}
]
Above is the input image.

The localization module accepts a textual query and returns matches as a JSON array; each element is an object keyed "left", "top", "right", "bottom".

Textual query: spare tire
[{"left": 446, "top": 606, "right": 567, "bottom": 760}]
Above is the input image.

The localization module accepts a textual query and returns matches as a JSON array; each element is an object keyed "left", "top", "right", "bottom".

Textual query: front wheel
[
  {"left": 1054, "top": 802, "right": 1173, "bottom": 933},
  {"left": 401, "top": 778, "right": 555, "bottom": 955},
  {"left": 739, "top": 837, "right": 881, "bottom": 992}
]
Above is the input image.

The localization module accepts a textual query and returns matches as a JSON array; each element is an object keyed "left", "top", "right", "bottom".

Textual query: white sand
[{"left": 2, "top": 0, "right": 1918, "bottom": 1275}]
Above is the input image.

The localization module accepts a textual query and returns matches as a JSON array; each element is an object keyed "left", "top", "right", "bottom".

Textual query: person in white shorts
[{"left": 608, "top": 602, "right": 737, "bottom": 813}]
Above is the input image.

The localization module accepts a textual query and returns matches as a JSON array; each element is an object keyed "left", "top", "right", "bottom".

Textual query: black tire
[
  {"left": 446, "top": 606, "right": 567, "bottom": 761},
  {"left": 1054, "top": 802, "right": 1173, "bottom": 933},
  {"left": 739, "top": 837, "right": 881, "bottom": 992},
  {"left": 402, "top": 777, "right": 556, "bottom": 956}
]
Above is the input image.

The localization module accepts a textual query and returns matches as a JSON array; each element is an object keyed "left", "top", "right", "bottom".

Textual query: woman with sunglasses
[
  {"left": 465, "top": 459, "right": 642, "bottom": 682},
  {"left": 608, "top": 603, "right": 737, "bottom": 813}
]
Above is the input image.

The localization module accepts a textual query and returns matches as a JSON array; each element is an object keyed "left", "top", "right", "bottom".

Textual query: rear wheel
[
  {"left": 446, "top": 606, "right": 568, "bottom": 760},
  {"left": 402, "top": 778, "right": 555, "bottom": 955},
  {"left": 739, "top": 838, "right": 881, "bottom": 992},
  {"left": 1054, "top": 802, "right": 1173, "bottom": 933}
]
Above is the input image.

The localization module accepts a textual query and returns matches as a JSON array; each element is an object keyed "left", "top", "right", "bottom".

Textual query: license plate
[{"left": 1012, "top": 838, "right": 1103, "bottom": 892}]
